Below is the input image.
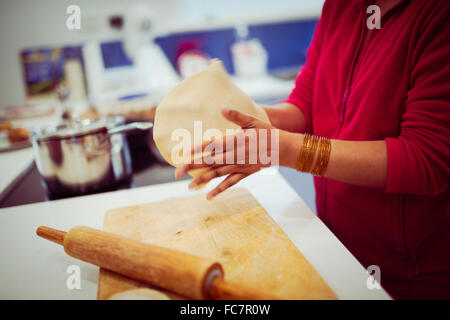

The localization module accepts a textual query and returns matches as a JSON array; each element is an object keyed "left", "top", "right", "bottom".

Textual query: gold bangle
[
  {"left": 301, "top": 134, "right": 319, "bottom": 172},
  {"left": 296, "top": 134, "right": 311, "bottom": 172},
  {"left": 311, "top": 137, "right": 325, "bottom": 176},
  {"left": 321, "top": 138, "right": 332, "bottom": 176},
  {"left": 297, "top": 134, "right": 320, "bottom": 173},
  {"left": 312, "top": 137, "right": 331, "bottom": 176}
]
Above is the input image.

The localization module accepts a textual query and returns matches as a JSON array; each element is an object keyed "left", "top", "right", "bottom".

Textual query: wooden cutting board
[{"left": 97, "top": 188, "right": 336, "bottom": 300}]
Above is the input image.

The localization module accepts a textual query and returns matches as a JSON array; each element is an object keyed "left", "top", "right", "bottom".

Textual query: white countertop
[{"left": 0, "top": 168, "right": 390, "bottom": 300}]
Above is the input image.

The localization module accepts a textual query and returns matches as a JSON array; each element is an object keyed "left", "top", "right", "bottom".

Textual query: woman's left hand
[{"left": 174, "top": 107, "right": 281, "bottom": 200}]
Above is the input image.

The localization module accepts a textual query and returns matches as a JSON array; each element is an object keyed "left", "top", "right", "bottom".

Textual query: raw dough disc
[
  {"left": 153, "top": 59, "right": 269, "bottom": 181},
  {"left": 108, "top": 288, "right": 170, "bottom": 300}
]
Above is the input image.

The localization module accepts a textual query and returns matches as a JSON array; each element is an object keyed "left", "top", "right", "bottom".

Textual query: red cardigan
[{"left": 285, "top": 0, "right": 450, "bottom": 299}]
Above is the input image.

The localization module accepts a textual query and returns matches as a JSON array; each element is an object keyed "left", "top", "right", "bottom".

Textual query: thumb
[{"left": 221, "top": 107, "right": 257, "bottom": 129}]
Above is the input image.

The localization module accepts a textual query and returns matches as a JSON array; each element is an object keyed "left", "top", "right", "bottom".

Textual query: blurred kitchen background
[{"left": 0, "top": 0, "right": 324, "bottom": 211}]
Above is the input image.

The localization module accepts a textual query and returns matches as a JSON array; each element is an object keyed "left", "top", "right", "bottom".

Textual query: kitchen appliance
[
  {"left": 36, "top": 225, "right": 275, "bottom": 300},
  {"left": 31, "top": 117, "right": 152, "bottom": 198},
  {"left": 97, "top": 188, "right": 336, "bottom": 299}
]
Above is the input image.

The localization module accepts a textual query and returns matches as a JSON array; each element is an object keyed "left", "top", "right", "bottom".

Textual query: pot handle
[{"left": 107, "top": 121, "right": 153, "bottom": 136}]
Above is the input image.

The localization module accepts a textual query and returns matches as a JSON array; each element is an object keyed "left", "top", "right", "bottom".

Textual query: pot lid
[{"left": 33, "top": 117, "right": 124, "bottom": 142}]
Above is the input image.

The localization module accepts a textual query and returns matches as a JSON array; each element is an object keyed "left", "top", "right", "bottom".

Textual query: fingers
[
  {"left": 221, "top": 107, "right": 257, "bottom": 129},
  {"left": 206, "top": 172, "right": 248, "bottom": 200},
  {"left": 188, "top": 165, "right": 242, "bottom": 189},
  {"left": 175, "top": 151, "right": 232, "bottom": 179},
  {"left": 175, "top": 130, "right": 265, "bottom": 179},
  {"left": 190, "top": 130, "right": 245, "bottom": 156},
  {"left": 188, "top": 163, "right": 262, "bottom": 189},
  {"left": 191, "top": 136, "right": 220, "bottom": 155},
  {"left": 190, "top": 134, "right": 227, "bottom": 156},
  {"left": 174, "top": 108, "right": 271, "bottom": 180},
  {"left": 176, "top": 135, "right": 242, "bottom": 179}
]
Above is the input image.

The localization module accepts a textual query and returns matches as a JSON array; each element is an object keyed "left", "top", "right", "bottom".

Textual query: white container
[{"left": 231, "top": 39, "right": 268, "bottom": 78}]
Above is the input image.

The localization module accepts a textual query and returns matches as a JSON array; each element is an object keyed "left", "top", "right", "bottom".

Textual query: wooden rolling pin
[{"left": 37, "top": 226, "right": 278, "bottom": 300}]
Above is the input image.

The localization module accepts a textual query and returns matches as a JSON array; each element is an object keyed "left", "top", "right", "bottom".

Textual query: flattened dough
[
  {"left": 153, "top": 59, "right": 269, "bottom": 181},
  {"left": 108, "top": 288, "right": 170, "bottom": 300}
]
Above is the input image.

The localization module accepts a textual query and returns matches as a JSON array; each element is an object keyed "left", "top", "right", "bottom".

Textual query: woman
[{"left": 175, "top": 0, "right": 450, "bottom": 299}]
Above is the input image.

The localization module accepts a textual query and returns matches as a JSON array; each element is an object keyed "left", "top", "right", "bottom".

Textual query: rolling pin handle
[{"left": 36, "top": 226, "right": 66, "bottom": 245}]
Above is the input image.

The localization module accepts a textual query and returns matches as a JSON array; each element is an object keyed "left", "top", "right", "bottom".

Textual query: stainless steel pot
[{"left": 31, "top": 117, "right": 153, "bottom": 198}]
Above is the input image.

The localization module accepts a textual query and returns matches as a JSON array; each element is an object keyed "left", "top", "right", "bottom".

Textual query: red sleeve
[
  {"left": 385, "top": 5, "right": 450, "bottom": 196},
  {"left": 281, "top": 2, "right": 328, "bottom": 133}
]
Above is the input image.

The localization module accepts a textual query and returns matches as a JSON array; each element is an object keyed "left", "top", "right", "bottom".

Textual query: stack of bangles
[{"left": 296, "top": 134, "right": 331, "bottom": 176}]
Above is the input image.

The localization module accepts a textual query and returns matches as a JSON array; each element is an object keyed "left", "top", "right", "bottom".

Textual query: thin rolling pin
[{"left": 37, "top": 226, "right": 278, "bottom": 300}]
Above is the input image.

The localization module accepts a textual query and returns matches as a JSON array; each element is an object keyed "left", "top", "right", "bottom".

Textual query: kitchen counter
[{"left": 0, "top": 168, "right": 390, "bottom": 300}]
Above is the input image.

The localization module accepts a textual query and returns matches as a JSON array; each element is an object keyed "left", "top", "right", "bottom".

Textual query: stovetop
[{"left": 0, "top": 159, "right": 186, "bottom": 209}]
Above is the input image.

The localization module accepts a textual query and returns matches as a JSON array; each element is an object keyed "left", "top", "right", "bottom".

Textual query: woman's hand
[{"left": 174, "top": 107, "right": 285, "bottom": 200}]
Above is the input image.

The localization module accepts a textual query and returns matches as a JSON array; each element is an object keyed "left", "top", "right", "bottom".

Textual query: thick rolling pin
[{"left": 37, "top": 226, "right": 278, "bottom": 300}]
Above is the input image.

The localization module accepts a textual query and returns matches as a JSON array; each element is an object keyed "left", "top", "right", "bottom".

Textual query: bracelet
[
  {"left": 296, "top": 134, "right": 319, "bottom": 173},
  {"left": 296, "top": 134, "right": 331, "bottom": 176},
  {"left": 296, "top": 134, "right": 310, "bottom": 172},
  {"left": 312, "top": 137, "right": 331, "bottom": 176},
  {"left": 311, "top": 136, "right": 325, "bottom": 176},
  {"left": 302, "top": 134, "right": 319, "bottom": 172}
]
